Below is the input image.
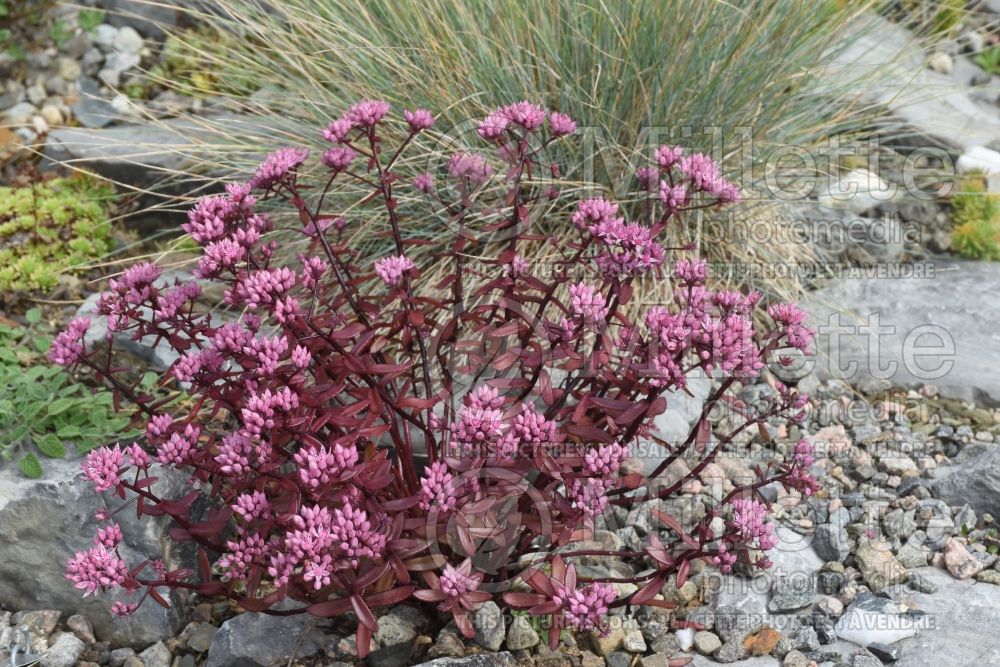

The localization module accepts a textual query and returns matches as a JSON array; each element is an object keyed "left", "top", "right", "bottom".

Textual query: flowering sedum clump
[{"left": 56, "top": 99, "right": 816, "bottom": 654}]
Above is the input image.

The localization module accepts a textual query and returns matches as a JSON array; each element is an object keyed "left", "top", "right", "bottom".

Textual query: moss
[
  {"left": 0, "top": 175, "right": 116, "bottom": 292},
  {"left": 951, "top": 172, "right": 1000, "bottom": 261}
]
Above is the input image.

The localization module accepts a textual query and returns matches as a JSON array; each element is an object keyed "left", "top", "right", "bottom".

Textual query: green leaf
[
  {"left": 33, "top": 335, "right": 52, "bottom": 353},
  {"left": 24, "top": 308, "right": 41, "bottom": 325},
  {"left": 36, "top": 434, "right": 66, "bottom": 458},
  {"left": 78, "top": 8, "right": 106, "bottom": 32},
  {"left": 140, "top": 371, "right": 159, "bottom": 389},
  {"left": 56, "top": 425, "right": 81, "bottom": 439},
  {"left": 19, "top": 454, "right": 42, "bottom": 479},
  {"left": 46, "top": 398, "right": 76, "bottom": 417},
  {"left": 108, "top": 418, "right": 132, "bottom": 431}
]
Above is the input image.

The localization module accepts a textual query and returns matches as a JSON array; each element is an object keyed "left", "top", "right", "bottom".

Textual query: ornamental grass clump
[{"left": 57, "top": 100, "right": 816, "bottom": 654}]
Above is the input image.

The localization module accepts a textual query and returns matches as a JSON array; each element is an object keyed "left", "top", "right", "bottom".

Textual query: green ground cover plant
[
  {"left": 951, "top": 172, "right": 1000, "bottom": 261},
  {"left": 0, "top": 175, "right": 116, "bottom": 293},
  {"left": 0, "top": 309, "right": 136, "bottom": 478}
]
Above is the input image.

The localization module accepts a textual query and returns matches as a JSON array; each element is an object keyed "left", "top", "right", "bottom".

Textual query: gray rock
[
  {"left": 645, "top": 373, "right": 711, "bottom": 475},
  {"left": 71, "top": 77, "right": 117, "bottom": 128},
  {"left": 813, "top": 524, "right": 851, "bottom": 562},
  {"left": 26, "top": 84, "right": 47, "bottom": 107},
  {"left": 368, "top": 642, "right": 413, "bottom": 667},
  {"left": 109, "top": 648, "right": 136, "bottom": 667},
  {"left": 16, "top": 610, "right": 61, "bottom": 639},
  {"left": 60, "top": 33, "right": 92, "bottom": 60},
  {"left": 831, "top": 14, "right": 1000, "bottom": 151},
  {"left": 0, "top": 460, "right": 187, "bottom": 644},
  {"left": 804, "top": 260, "right": 1000, "bottom": 405},
  {"left": 139, "top": 641, "right": 171, "bottom": 667},
  {"left": 714, "top": 606, "right": 754, "bottom": 643},
  {"left": 798, "top": 204, "right": 904, "bottom": 263},
  {"left": 693, "top": 630, "right": 722, "bottom": 654},
  {"left": 40, "top": 633, "right": 85, "bottom": 667},
  {"left": 636, "top": 656, "right": 668, "bottom": 667},
  {"left": 605, "top": 652, "right": 629, "bottom": 667},
  {"left": 411, "top": 653, "right": 516, "bottom": 667},
  {"left": 504, "top": 615, "right": 538, "bottom": 651},
  {"left": 933, "top": 446, "right": 1000, "bottom": 518},
  {"left": 4, "top": 102, "right": 37, "bottom": 125},
  {"left": 67, "top": 615, "right": 96, "bottom": 643},
  {"left": 853, "top": 649, "right": 883, "bottom": 667},
  {"left": 769, "top": 575, "right": 816, "bottom": 612},
  {"left": 427, "top": 630, "right": 465, "bottom": 659},
  {"left": 907, "top": 572, "right": 938, "bottom": 594},
  {"left": 793, "top": 626, "right": 820, "bottom": 652},
  {"left": 183, "top": 623, "right": 218, "bottom": 653},
  {"left": 855, "top": 542, "right": 908, "bottom": 592},
  {"left": 783, "top": 650, "right": 811, "bottom": 667},
  {"left": 622, "top": 629, "right": 646, "bottom": 653},
  {"left": 206, "top": 613, "right": 322, "bottom": 667},
  {"left": 713, "top": 637, "right": 746, "bottom": 663},
  {"left": 56, "top": 57, "right": 82, "bottom": 82},
  {"left": 472, "top": 602, "right": 504, "bottom": 652},
  {"left": 882, "top": 508, "right": 915, "bottom": 539},
  {"left": 374, "top": 610, "right": 417, "bottom": 647},
  {"left": 95, "top": 1, "right": 219, "bottom": 40},
  {"left": 42, "top": 113, "right": 268, "bottom": 191},
  {"left": 886, "top": 566, "right": 1000, "bottom": 664},
  {"left": 867, "top": 641, "right": 900, "bottom": 662}
]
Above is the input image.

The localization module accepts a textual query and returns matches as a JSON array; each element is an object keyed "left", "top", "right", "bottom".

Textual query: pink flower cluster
[
  {"left": 571, "top": 197, "right": 665, "bottom": 276},
  {"left": 477, "top": 102, "right": 576, "bottom": 140},
  {"left": 374, "top": 254, "right": 415, "bottom": 286},
  {"left": 554, "top": 580, "right": 617, "bottom": 631},
  {"left": 447, "top": 152, "right": 493, "bottom": 185},
  {"left": 293, "top": 443, "right": 359, "bottom": 492},
  {"left": 66, "top": 545, "right": 128, "bottom": 596},
  {"left": 714, "top": 499, "right": 773, "bottom": 570},
  {"left": 568, "top": 281, "right": 609, "bottom": 324},
  {"left": 49, "top": 317, "right": 90, "bottom": 366},
  {"left": 784, "top": 439, "right": 820, "bottom": 496},
  {"left": 248, "top": 147, "right": 309, "bottom": 189},
  {"left": 81, "top": 444, "right": 126, "bottom": 492},
  {"left": 768, "top": 303, "right": 814, "bottom": 352}
]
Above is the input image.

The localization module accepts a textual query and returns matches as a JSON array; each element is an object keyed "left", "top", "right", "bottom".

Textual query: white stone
[
  {"left": 957, "top": 146, "right": 1000, "bottom": 176},
  {"left": 31, "top": 115, "right": 49, "bottom": 135},
  {"left": 56, "top": 57, "right": 82, "bottom": 82},
  {"left": 93, "top": 24, "right": 119, "bottom": 50},
  {"left": 40, "top": 104, "right": 64, "bottom": 126},
  {"left": 113, "top": 26, "right": 144, "bottom": 55},
  {"left": 105, "top": 51, "right": 141, "bottom": 76},
  {"left": 675, "top": 627, "right": 695, "bottom": 651},
  {"left": 834, "top": 608, "right": 917, "bottom": 646},
  {"left": 927, "top": 52, "right": 953, "bottom": 74},
  {"left": 816, "top": 168, "right": 895, "bottom": 215},
  {"left": 26, "top": 84, "right": 47, "bottom": 106},
  {"left": 98, "top": 68, "right": 120, "bottom": 88}
]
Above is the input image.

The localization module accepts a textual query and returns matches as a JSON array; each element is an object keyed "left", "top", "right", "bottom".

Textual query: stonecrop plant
[{"left": 56, "top": 99, "right": 817, "bottom": 654}]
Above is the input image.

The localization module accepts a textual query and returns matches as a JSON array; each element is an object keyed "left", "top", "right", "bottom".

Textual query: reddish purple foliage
[{"left": 56, "top": 99, "right": 814, "bottom": 655}]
